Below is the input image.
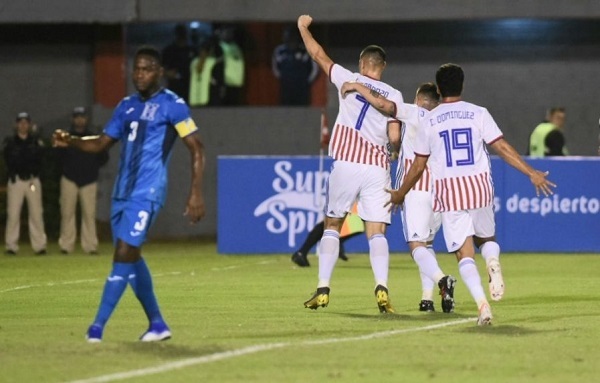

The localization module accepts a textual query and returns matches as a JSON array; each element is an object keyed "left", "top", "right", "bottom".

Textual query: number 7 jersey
[
  {"left": 414, "top": 100, "right": 503, "bottom": 212},
  {"left": 329, "top": 64, "right": 403, "bottom": 170}
]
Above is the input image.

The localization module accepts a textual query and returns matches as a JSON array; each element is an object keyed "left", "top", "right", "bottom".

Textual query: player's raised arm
[
  {"left": 182, "top": 133, "right": 206, "bottom": 224},
  {"left": 297, "top": 15, "right": 333, "bottom": 75},
  {"left": 52, "top": 129, "right": 115, "bottom": 153},
  {"left": 341, "top": 81, "right": 396, "bottom": 117},
  {"left": 490, "top": 138, "right": 556, "bottom": 197}
]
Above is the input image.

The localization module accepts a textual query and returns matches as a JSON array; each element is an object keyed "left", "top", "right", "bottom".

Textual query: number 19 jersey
[
  {"left": 329, "top": 64, "right": 403, "bottom": 170},
  {"left": 414, "top": 101, "right": 503, "bottom": 212}
]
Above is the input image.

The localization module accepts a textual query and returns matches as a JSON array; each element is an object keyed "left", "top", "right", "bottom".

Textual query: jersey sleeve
[
  {"left": 480, "top": 108, "right": 504, "bottom": 144},
  {"left": 103, "top": 100, "right": 128, "bottom": 140},
  {"left": 394, "top": 102, "right": 419, "bottom": 124},
  {"left": 169, "top": 98, "right": 199, "bottom": 138},
  {"left": 413, "top": 113, "right": 431, "bottom": 156},
  {"left": 329, "top": 64, "right": 356, "bottom": 91},
  {"left": 387, "top": 90, "right": 405, "bottom": 123}
]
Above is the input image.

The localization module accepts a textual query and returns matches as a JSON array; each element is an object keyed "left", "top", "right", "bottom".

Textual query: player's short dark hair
[
  {"left": 359, "top": 45, "right": 386, "bottom": 65},
  {"left": 436, "top": 63, "right": 464, "bottom": 97},
  {"left": 417, "top": 82, "right": 440, "bottom": 101},
  {"left": 135, "top": 46, "right": 162, "bottom": 66}
]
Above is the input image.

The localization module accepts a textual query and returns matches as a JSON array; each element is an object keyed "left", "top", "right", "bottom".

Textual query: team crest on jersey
[{"left": 140, "top": 103, "right": 160, "bottom": 121}]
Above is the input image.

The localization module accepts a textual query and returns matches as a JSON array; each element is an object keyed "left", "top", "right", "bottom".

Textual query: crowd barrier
[{"left": 218, "top": 156, "right": 599, "bottom": 254}]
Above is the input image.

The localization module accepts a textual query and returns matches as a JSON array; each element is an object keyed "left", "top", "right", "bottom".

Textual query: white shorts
[
  {"left": 400, "top": 189, "right": 441, "bottom": 243},
  {"left": 441, "top": 205, "right": 496, "bottom": 252},
  {"left": 325, "top": 160, "right": 391, "bottom": 224}
]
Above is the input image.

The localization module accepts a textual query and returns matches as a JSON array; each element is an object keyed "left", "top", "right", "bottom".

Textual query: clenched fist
[{"left": 298, "top": 15, "right": 313, "bottom": 29}]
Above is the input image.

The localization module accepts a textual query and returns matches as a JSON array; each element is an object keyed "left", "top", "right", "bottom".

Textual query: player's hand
[
  {"left": 530, "top": 170, "right": 556, "bottom": 197},
  {"left": 52, "top": 129, "right": 70, "bottom": 148},
  {"left": 184, "top": 193, "right": 206, "bottom": 224},
  {"left": 340, "top": 82, "right": 358, "bottom": 99},
  {"left": 384, "top": 188, "right": 404, "bottom": 213},
  {"left": 298, "top": 15, "right": 313, "bottom": 29}
]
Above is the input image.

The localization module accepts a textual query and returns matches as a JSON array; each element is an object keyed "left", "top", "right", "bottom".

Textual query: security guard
[
  {"left": 3, "top": 112, "right": 47, "bottom": 255},
  {"left": 528, "top": 107, "right": 568, "bottom": 157}
]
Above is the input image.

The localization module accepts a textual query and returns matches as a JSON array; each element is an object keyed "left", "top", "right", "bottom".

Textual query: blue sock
[
  {"left": 93, "top": 262, "right": 134, "bottom": 327},
  {"left": 130, "top": 258, "right": 164, "bottom": 324}
]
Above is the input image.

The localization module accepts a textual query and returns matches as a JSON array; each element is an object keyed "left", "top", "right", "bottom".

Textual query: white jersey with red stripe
[
  {"left": 414, "top": 100, "right": 503, "bottom": 212},
  {"left": 329, "top": 63, "right": 403, "bottom": 169},
  {"left": 394, "top": 103, "right": 432, "bottom": 192}
]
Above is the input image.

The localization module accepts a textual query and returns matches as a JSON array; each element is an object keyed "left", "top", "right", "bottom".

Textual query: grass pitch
[{"left": 0, "top": 242, "right": 599, "bottom": 383}]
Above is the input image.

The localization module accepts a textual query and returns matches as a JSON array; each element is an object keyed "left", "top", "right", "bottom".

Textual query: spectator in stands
[
  {"left": 528, "top": 107, "right": 568, "bottom": 157},
  {"left": 272, "top": 25, "right": 319, "bottom": 106},
  {"left": 3, "top": 112, "right": 47, "bottom": 255},
  {"left": 162, "top": 23, "right": 196, "bottom": 102},
  {"left": 57, "top": 107, "right": 109, "bottom": 255},
  {"left": 189, "top": 35, "right": 226, "bottom": 107},
  {"left": 217, "top": 25, "right": 245, "bottom": 105}
]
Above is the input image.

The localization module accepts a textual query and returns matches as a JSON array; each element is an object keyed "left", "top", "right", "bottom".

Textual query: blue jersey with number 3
[{"left": 103, "top": 88, "right": 198, "bottom": 206}]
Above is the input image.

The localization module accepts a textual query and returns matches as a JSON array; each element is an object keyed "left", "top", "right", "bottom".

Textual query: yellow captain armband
[{"left": 174, "top": 118, "right": 199, "bottom": 137}]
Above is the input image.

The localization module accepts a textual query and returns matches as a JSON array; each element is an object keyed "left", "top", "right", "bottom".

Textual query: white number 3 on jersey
[
  {"left": 128, "top": 121, "right": 139, "bottom": 142},
  {"left": 133, "top": 210, "right": 149, "bottom": 231}
]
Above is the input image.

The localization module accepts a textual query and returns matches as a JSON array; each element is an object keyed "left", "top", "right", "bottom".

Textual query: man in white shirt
[{"left": 297, "top": 14, "right": 401, "bottom": 313}]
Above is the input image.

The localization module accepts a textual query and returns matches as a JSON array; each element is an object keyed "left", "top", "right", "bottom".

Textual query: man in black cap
[
  {"left": 3, "top": 112, "right": 47, "bottom": 255},
  {"left": 56, "top": 107, "right": 108, "bottom": 254}
]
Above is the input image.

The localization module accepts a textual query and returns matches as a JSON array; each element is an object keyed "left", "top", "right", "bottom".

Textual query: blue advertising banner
[{"left": 218, "top": 156, "right": 599, "bottom": 254}]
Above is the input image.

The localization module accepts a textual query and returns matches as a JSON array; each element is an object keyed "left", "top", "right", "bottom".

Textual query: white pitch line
[
  {"left": 1, "top": 261, "right": 274, "bottom": 293},
  {"left": 0, "top": 279, "right": 99, "bottom": 294},
  {"left": 211, "top": 260, "right": 276, "bottom": 271},
  {"left": 0, "top": 273, "right": 182, "bottom": 294},
  {"left": 65, "top": 317, "right": 475, "bottom": 383}
]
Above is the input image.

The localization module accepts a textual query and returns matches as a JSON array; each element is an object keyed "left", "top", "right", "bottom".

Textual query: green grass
[{"left": 0, "top": 243, "right": 599, "bottom": 383}]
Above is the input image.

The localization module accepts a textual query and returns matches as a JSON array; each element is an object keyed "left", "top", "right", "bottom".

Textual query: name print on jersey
[
  {"left": 362, "top": 82, "right": 389, "bottom": 98},
  {"left": 429, "top": 110, "right": 475, "bottom": 126}
]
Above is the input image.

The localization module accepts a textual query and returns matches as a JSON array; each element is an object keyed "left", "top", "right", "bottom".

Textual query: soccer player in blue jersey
[{"left": 52, "top": 46, "right": 206, "bottom": 342}]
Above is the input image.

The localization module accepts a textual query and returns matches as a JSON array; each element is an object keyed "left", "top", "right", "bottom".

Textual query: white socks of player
[
  {"left": 420, "top": 246, "right": 438, "bottom": 300},
  {"left": 480, "top": 241, "right": 501, "bottom": 266},
  {"left": 369, "top": 234, "right": 389, "bottom": 288},
  {"left": 481, "top": 241, "right": 504, "bottom": 301},
  {"left": 412, "top": 246, "right": 445, "bottom": 289},
  {"left": 458, "top": 257, "right": 488, "bottom": 308},
  {"left": 317, "top": 230, "right": 340, "bottom": 288}
]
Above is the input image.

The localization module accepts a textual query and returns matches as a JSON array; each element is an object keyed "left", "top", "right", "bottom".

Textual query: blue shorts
[{"left": 111, "top": 199, "right": 161, "bottom": 247}]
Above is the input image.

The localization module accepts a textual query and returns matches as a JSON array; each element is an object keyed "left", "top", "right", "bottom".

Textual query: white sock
[
  {"left": 421, "top": 246, "right": 437, "bottom": 300},
  {"left": 458, "top": 257, "right": 487, "bottom": 308},
  {"left": 412, "top": 246, "right": 445, "bottom": 285},
  {"left": 369, "top": 234, "right": 389, "bottom": 288},
  {"left": 420, "top": 272, "right": 435, "bottom": 301},
  {"left": 426, "top": 246, "right": 437, "bottom": 257},
  {"left": 480, "top": 241, "right": 500, "bottom": 266},
  {"left": 317, "top": 230, "right": 340, "bottom": 288}
]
